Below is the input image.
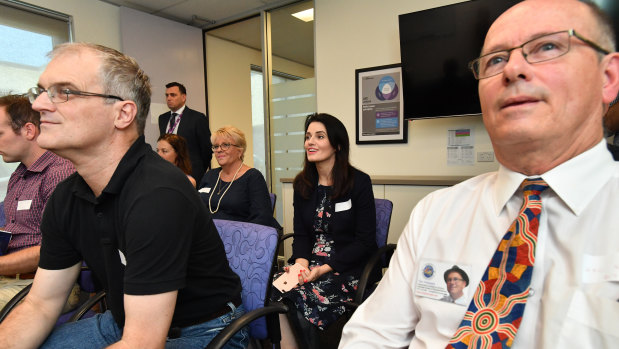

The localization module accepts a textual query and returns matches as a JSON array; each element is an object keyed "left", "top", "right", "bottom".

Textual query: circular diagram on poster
[{"left": 375, "top": 75, "right": 399, "bottom": 100}]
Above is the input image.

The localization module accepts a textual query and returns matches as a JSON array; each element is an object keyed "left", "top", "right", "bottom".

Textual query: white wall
[
  {"left": 120, "top": 7, "right": 207, "bottom": 148},
  {"left": 314, "top": 0, "right": 499, "bottom": 177}
]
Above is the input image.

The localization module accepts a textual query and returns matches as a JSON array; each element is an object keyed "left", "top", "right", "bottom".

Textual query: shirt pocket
[{"left": 556, "top": 288, "right": 619, "bottom": 348}]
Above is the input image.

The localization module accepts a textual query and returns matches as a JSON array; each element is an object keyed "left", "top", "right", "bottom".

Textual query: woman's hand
[
  {"left": 284, "top": 258, "right": 309, "bottom": 274},
  {"left": 298, "top": 264, "right": 333, "bottom": 285}
]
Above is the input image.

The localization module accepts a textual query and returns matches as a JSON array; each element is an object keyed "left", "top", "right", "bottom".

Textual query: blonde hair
[{"left": 211, "top": 125, "right": 247, "bottom": 160}]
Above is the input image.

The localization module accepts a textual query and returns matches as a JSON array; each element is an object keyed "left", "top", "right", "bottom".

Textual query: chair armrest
[
  {"left": 68, "top": 290, "right": 106, "bottom": 322},
  {"left": 280, "top": 233, "right": 293, "bottom": 241},
  {"left": 273, "top": 233, "right": 295, "bottom": 273},
  {"left": 205, "top": 302, "right": 289, "bottom": 349},
  {"left": 0, "top": 283, "right": 32, "bottom": 323},
  {"left": 353, "top": 243, "right": 397, "bottom": 305}
]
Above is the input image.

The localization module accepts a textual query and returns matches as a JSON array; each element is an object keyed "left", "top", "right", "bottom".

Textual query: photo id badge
[{"left": 415, "top": 259, "right": 472, "bottom": 306}]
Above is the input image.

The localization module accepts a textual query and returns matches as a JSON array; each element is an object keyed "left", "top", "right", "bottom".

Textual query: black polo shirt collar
[{"left": 71, "top": 136, "right": 149, "bottom": 203}]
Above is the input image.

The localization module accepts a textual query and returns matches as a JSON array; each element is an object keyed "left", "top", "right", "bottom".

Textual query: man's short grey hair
[
  {"left": 49, "top": 43, "right": 152, "bottom": 135},
  {"left": 582, "top": 1, "right": 616, "bottom": 53}
]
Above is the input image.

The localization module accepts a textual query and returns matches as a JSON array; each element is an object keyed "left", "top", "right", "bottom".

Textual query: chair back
[
  {"left": 269, "top": 193, "right": 276, "bottom": 214},
  {"left": 374, "top": 198, "right": 393, "bottom": 250},
  {"left": 213, "top": 219, "right": 279, "bottom": 340}
]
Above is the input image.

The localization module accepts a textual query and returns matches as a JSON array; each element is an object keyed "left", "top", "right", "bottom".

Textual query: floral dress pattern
[{"left": 272, "top": 185, "right": 358, "bottom": 330}]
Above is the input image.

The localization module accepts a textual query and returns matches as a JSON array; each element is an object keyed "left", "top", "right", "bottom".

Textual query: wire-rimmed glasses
[
  {"left": 469, "top": 29, "right": 611, "bottom": 80},
  {"left": 27, "top": 86, "right": 124, "bottom": 104}
]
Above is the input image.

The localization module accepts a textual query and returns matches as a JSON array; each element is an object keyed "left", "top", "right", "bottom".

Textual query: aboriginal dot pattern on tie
[{"left": 446, "top": 178, "right": 549, "bottom": 349}]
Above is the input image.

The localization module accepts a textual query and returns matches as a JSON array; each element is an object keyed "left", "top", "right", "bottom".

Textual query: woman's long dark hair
[
  {"left": 158, "top": 133, "right": 193, "bottom": 176},
  {"left": 293, "top": 113, "right": 354, "bottom": 200}
]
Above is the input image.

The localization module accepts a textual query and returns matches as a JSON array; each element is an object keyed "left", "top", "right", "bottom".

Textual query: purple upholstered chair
[
  {"left": 209, "top": 219, "right": 288, "bottom": 349},
  {"left": 350, "top": 198, "right": 396, "bottom": 308}
]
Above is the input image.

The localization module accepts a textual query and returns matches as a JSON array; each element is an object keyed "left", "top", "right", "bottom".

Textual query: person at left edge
[
  {"left": 158, "top": 82, "right": 212, "bottom": 182},
  {"left": 0, "top": 94, "right": 75, "bottom": 308},
  {"left": 0, "top": 43, "right": 247, "bottom": 349}
]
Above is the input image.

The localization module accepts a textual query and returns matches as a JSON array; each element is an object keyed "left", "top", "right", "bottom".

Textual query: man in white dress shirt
[{"left": 340, "top": 0, "right": 619, "bottom": 348}]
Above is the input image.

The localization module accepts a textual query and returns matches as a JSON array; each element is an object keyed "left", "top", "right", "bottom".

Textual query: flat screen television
[
  {"left": 398, "top": 0, "right": 521, "bottom": 119},
  {"left": 399, "top": 0, "right": 619, "bottom": 120}
]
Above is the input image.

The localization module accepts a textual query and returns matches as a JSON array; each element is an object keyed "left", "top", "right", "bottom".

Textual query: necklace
[
  {"left": 209, "top": 161, "right": 243, "bottom": 214},
  {"left": 216, "top": 179, "right": 231, "bottom": 195}
]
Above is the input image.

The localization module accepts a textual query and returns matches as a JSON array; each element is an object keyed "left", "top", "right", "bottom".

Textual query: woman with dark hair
[
  {"left": 274, "top": 113, "right": 376, "bottom": 348},
  {"left": 198, "top": 125, "right": 280, "bottom": 229},
  {"left": 156, "top": 133, "right": 196, "bottom": 187}
]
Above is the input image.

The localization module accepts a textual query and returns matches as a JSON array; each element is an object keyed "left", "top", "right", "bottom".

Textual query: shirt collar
[
  {"left": 172, "top": 105, "right": 186, "bottom": 115},
  {"left": 22, "top": 151, "right": 59, "bottom": 174},
  {"left": 493, "top": 139, "right": 615, "bottom": 216},
  {"left": 71, "top": 136, "right": 149, "bottom": 201},
  {"left": 103, "top": 136, "right": 150, "bottom": 195}
]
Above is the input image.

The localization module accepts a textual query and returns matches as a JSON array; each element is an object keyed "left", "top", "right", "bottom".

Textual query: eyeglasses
[
  {"left": 27, "top": 86, "right": 124, "bottom": 104},
  {"left": 447, "top": 278, "right": 464, "bottom": 283},
  {"left": 211, "top": 143, "right": 238, "bottom": 151},
  {"left": 469, "top": 29, "right": 611, "bottom": 80}
]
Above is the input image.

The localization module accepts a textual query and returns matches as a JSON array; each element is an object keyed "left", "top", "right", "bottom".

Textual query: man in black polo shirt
[{"left": 0, "top": 43, "right": 247, "bottom": 348}]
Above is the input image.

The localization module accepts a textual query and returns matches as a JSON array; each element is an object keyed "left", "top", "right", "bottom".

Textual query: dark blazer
[
  {"left": 289, "top": 168, "right": 377, "bottom": 276},
  {"left": 159, "top": 106, "right": 212, "bottom": 181}
]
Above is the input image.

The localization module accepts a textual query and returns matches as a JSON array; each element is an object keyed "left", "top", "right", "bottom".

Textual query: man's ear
[
  {"left": 602, "top": 53, "right": 619, "bottom": 104},
  {"left": 22, "top": 122, "right": 38, "bottom": 141},
  {"left": 114, "top": 101, "right": 138, "bottom": 130}
]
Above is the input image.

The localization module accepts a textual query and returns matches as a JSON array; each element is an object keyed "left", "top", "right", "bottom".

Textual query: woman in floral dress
[{"left": 273, "top": 113, "right": 376, "bottom": 348}]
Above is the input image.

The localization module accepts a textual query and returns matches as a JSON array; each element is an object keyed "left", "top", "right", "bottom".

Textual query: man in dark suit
[{"left": 158, "top": 82, "right": 212, "bottom": 181}]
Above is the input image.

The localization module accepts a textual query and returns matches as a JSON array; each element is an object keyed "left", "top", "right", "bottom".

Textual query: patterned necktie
[
  {"left": 167, "top": 112, "right": 179, "bottom": 133},
  {"left": 446, "top": 178, "right": 549, "bottom": 349}
]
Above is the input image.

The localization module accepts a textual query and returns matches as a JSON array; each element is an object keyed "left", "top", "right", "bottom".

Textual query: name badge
[
  {"left": 582, "top": 253, "right": 619, "bottom": 283},
  {"left": 17, "top": 200, "right": 32, "bottom": 211},
  {"left": 415, "top": 259, "right": 472, "bottom": 306},
  {"left": 198, "top": 187, "right": 211, "bottom": 194},
  {"left": 334, "top": 199, "right": 352, "bottom": 212}
]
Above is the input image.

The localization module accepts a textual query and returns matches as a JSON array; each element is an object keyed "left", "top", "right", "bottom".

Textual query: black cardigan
[{"left": 289, "top": 168, "right": 377, "bottom": 276}]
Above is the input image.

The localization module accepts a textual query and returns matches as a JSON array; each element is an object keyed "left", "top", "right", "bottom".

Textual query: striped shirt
[{"left": 3, "top": 151, "right": 74, "bottom": 253}]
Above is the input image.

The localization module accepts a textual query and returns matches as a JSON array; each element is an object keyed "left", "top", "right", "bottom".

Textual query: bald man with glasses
[{"left": 341, "top": 1, "right": 619, "bottom": 348}]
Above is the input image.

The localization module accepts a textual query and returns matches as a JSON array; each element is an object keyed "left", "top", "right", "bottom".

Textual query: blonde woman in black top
[{"left": 198, "top": 125, "right": 280, "bottom": 229}]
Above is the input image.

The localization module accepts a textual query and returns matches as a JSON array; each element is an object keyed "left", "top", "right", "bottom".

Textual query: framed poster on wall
[{"left": 355, "top": 63, "right": 407, "bottom": 144}]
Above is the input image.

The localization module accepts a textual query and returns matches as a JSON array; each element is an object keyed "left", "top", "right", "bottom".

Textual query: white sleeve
[{"left": 339, "top": 203, "right": 424, "bottom": 349}]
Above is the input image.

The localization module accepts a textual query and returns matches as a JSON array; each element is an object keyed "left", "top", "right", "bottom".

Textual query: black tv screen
[
  {"left": 398, "top": 0, "right": 521, "bottom": 119},
  {"left": 399, "top": 0, "right": 619, "bottom": 120}
]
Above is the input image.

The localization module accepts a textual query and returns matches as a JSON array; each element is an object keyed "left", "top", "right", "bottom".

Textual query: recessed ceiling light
[{"left": 292, "top": 8, "right": 314, "bottom": 22}]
